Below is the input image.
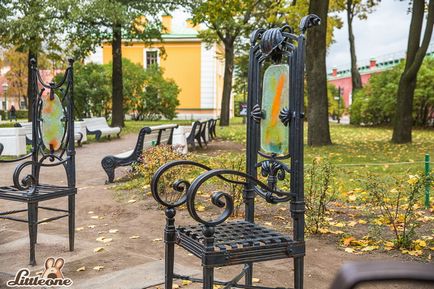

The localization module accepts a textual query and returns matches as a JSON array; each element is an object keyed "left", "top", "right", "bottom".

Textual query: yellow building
[{"left": 87, "top": 15, "right": 227, "bottom": 120}]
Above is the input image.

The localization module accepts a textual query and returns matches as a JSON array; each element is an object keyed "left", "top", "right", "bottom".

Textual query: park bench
[
  {"left": 84, "top": 117, "right": 121, "bottom": 140},
  {"left": 0, "top": 142, "right": 3, "bottom": 156},
  {"left": 0, "top": 59, "right": 77, "bottom": 265},
  {"left": 185, "top": 120, "right": 201, "bottom": 149},
  {"left": 207, "top": 118, "right": 218, "bottom": 140},
  {"left": 151, "top": 17, "right": 318, "bottom": 289},
  {"left": 15, "top": 122, "right": 84, "bottom": 146},
  {"left": 101, "top": 123, "right": 178, "bottom": 183},
  {"left": 185, "top": 119, "right": 216, "bottom": 149}
]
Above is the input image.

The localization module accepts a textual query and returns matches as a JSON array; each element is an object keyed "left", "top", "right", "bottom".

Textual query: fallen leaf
[
  {"left": 358, "top": 220, "right": 367, "bottom": 224},
  {"left": 93, "top": 265, "right": 104, "bottom": 271},
  {"left": 344, "top": 248, "right": 355, "bottom": 253},
  {"left": 109, "top": 229, "right": 118, "bottom": 234},
  {"left": 127, "top": 199, "right": 137, "bottom": 204},
  {"left": 90, "top": 216, "right": 99, "bottom": 219},
  {"left": 129, "top": 235, "right": 140, "bottom": 239},
  {"left": 88, "top": 211, "right": 94, "bottom": 214},
  {"left": 172, "top": 284, "right": 180, "bottom": 289},
  {"left": 76, "top": 266, "right": 86, "bottom": 272},
  {"left": 264, "top": 222, "right": 273, "bottom": 227},
  {"left": 196, "top": 205, "right": 205, "bottom": 212},
  {"left": 252, "top": 278, "right": 260, "bottom": 283},
  {"left": 361, "top": 245, "right": 379, "bottom": 252},
  {"left": 93, "top": 247, "right": 104, "bottom": 253},
  {"left": 153, "top": 238, "right": 162, "bottom": 242},
  {"left": 181, "top": 280, "right": 192, "bottom": 286},
  {"left": 75, "top": 227, "right": 84, "bottom": 231},
  {"left": 88, "top": 225, "right": 96, "bottom": 229},
  {"left": 342, "top": 237, "right": 355, "bottom": 247},
  {"left": 347, "top": 221, "right": 357, "bottom": 227}
]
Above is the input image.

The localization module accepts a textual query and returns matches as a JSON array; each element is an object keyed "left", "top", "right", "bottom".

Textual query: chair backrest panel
[{"left": 30, "top": 59, "right": 76, "bottom": 188}]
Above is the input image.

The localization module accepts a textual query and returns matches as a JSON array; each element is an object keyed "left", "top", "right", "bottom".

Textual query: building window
[{"left": 145, "top": 50, "right": 158, "bottom": 68}]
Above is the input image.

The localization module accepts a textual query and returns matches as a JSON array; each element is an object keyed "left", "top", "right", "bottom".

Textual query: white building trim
[
  {"left": 143, "top": 48, "right": 161, "bottom": 69},
  {"left": 200, "top": 43, "right": 216, "bottom": 110}
]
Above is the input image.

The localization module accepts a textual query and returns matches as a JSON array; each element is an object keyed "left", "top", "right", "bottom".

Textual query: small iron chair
[
  {"left": 0, "top": 59, "right": 76, "bottom": 265},
  {"left": 151, "top": 15, "right": 320, "bottom": 289}
]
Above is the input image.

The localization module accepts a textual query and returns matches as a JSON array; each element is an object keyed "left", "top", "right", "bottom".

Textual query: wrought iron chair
[
  {"left": 151, "top": 16, "right": 319, "bottom": 289},
  {"left": 0, "top": 59, "right": 76, "bottom": 265}
]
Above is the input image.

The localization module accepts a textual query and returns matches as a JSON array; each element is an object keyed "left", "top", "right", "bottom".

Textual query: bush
[
  {"left": 364, "top": 173, "right": 426, "bottom": 249},
  {"left": 56, "top": 62, "right": 110, "bottom": 118},
  {"left": 131, "top": 65, "right": 180, "bottom": 120},
  {"left": 305, "top": 158, "right": 337, "bottom": 234},
  {"left": 350, "top": 58, "right": 434, "bottom": 126},
  {"left": 0, "top": 110, "right": 27, "bottom": 120}
]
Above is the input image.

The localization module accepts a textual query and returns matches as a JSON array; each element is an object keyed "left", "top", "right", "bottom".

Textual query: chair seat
[
  {"left": 0, "top": 185, "right": 76, "bottom": 202},
  {"left": 176, "top": 220, "right": 305, "bottom": 267}
]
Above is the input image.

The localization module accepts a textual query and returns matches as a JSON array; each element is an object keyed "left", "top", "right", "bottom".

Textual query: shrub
[
  {"left": 350, "top": 58, "right": 434, "bottom": 126},
  {"left": 305, "top": 158, "right": 337, "bottom": 234},
  {"left": 364, "top": 173, "right": 426, "bottom": 249}
]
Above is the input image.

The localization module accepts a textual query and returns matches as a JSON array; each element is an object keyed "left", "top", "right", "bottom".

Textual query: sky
[{"left": 327, "top": 0, "right": 433, "bottom": 71}]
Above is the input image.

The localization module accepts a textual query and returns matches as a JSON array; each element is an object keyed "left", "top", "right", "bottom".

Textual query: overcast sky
[{"left": 327, "top": 0, "right": 433, "bottom": 71}]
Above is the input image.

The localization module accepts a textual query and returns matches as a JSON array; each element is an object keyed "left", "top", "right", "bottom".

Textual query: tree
[
  {"left": 392, "top": 0, "right": 434, "bottom": 143},
  {"left": 188, "top": 0, "right": 280, "bottom": 126},
  {"left": 1, "top": 49, "right": 28, "bottom": 109},
  {"left": 306, "top": 0, "right": 332, "bottom": 146},
  {"left": 68, "top": 0, "right": 179, "bottom": 127},
  {"left": 337, "top": 0, "right": 379, "bottom": 97},
  {"left": 0, "top": 0, "right": 70, "bottom": 121}
]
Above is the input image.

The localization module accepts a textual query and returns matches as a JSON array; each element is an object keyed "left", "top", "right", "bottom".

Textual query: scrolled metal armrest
[
  {"left": 151, "top": 160, "right": 215, "bottom": 208},
  {"left": 186, "top": 169, "right": 295, "bottom": 226}
]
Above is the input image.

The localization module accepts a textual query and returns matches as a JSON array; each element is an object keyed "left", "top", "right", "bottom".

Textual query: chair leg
[
  {"left": 294, "top": 256, "right": 304, "bottom": 289},
  {"left": 34, "top": 202, "right": 38, "bottom": 244},
  {"left": 165, "top": 237, "right": 175, "bottom": 289},
  {"left": 27, "top": 203, "right": 37, "bottom": 266},
  {"left": 68, "top": 195, "right": 75, "bottom": 251},
  {"left": 197, "top": 136, "right": 203, "bottom": 148},
  {"left": 245, "top": 263, "right": 253, "bottom": 287},
  {"left": 203, "top": 267, "right": 214, "bottom": 289}
]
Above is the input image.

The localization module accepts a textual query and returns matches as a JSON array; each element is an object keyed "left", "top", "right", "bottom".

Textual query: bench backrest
[
  {"left": 131, "top": 124, "right": 178, "bottom": 158},
  {"left": 84, "top": 117, "right": 111, "bottom": 131},
  {"left": 0, "top": 143, "right": 3, "bottom": 156}
]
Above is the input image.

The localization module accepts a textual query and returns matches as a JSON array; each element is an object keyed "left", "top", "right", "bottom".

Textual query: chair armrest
[
  {"left": 185, "top": 168, "right": 295, "bottom": 226},
  {"left": 151, "top": 160, "right": 215, "bottom": 208},
  {"left": 329, "top": 262, "right": 434, "bottom": 289}
]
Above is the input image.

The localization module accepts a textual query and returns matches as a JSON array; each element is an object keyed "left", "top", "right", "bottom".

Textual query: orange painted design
[{"left": 265, "top": 74, "right": 286, "bottom": 142}]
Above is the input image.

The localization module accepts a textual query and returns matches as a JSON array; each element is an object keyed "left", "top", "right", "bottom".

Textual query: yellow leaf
[
  {"left": 196, "top": 205, "right": 206, "bottom": 212},
  {"left": 264, "top": 222, "right": 273, "bottom": 227},
  {"left": 76, "top": 266, "right": 86, "bottom": 272},
  {"left": 361, "top": 245, "right": 379, "bottom": 252},
  {"left": 318, "top": 228, "right": 330, "bottom": 234},
  {"left": 75, "top": 227, "right": 84, "bottom": 231},
  {"left": 127, "top": 199, "right": 137, "bottom": 204},
  {"left": 93, "top": 265, "right": 104, "bottom": 271},
  {"left": 109, "top": 229, "right": 118, "bottom": 234},
  {"left": 252, "top": 278, "right": 260, "bottom": 283},
  {"left": 344, "top": 248, "right": 355, "bottom": 253},
  {"left": 358, "top": 219, "right": 367, "bottom": 224},
  {"left": 93, "top": 247, "right": 104, "bottom": 253},
  {"left": 172, "top": 284, "right": 180, "bottom": 289},
  {"left": 129, "top": 235, "right": 140, "bottom": 239},
  {"left": 430, "top": 247, "right": 434, "bottom": 251},
  {"left": 347, "top": 221, "right": 357, "bottom": 227},
  {"left": 90, "top": 216, "right": 99, "bottom": 219},
  {"left": 96, "top": 236, "right": 106, "bottom": 242},
  {"left": 348, "top": 195, "right": 357, "bottom": 202},
  {"left": 152, "top": 238, "right": 162, "bottom": 242},
  {"left": 342, "top": 237, "right": 355, "bottom": 247},
  {"left": 333, "top": 222, "right": 345, "bottom": 228},
  {"left": 181, "top": 280, "right": 192, "bottom": 286},
  {"left": 88, "top": 211, "right": 94, "bottom": 214}
]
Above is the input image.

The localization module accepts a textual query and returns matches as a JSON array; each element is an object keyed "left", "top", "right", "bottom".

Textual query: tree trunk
[
  {"left": 219, "top": 39, "right": 235, "bottom": 127},
  {"left": 26, "top": 50, "right": 37, "bottom": 121},
  {"left": 347, "top": 0, "right": 362, "bottom": 95},
  {"left": 392, "top": 0, "right": 434, "bottom": 143},
  {"left": 306, "top": 0, "right": 332, "bottom": 146},
  {"left": 111, "top": 22, "right": 124, "bottom": 127}
]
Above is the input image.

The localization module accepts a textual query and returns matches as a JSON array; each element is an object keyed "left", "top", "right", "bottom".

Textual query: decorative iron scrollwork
[
  {"left": 251, "top": 104, "right": 263, "bottom": 123},
  {"left": 12, "top": 161, "right": 37, "bottom": 193},
  {"left": 256, "top": 159, "right": 291, "bottom": 191},
  {"left": 300, "top": 14, "right": 321, "bottom": 33},
  {"left": 279, "top": 107, "right": 291, "bottom": 126}
]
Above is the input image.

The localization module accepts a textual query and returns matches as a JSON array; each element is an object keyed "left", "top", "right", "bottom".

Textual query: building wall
[{"left": 328, "top": 73, "right": 373, "bottom": 107}]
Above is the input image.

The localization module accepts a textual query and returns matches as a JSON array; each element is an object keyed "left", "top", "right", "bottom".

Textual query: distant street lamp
[
  {"left": 2, "top": 83, "right": 8, "bottom": 120},
  {"left": 334, "top": 86, "right": 342, "bottom": 124}
]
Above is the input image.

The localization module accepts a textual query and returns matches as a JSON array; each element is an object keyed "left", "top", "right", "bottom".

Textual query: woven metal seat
[
  {"left": 177, "top": 221, "right": 304, "bottom": 267},
  {"left": 0, "top": 185, "right": 76, "bottom": 202}
]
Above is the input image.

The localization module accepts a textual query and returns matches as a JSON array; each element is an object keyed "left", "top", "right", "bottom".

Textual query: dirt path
[{"left": 0, "top": 136, "right": 429, "bottom": 289}]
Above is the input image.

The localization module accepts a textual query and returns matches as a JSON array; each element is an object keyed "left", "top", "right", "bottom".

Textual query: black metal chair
[
  {"left": 329, "top": 262, "right": 434, "bottom": 289},
  {"left": 0, "top": 143, "right": 3, "bottom": 156},
  {"left": 151, "top": 16, "right": 319, "bottom": 289},
  {"left": 0, "top": 59, "right": 76, "bottom": 266},
  {"left": 185, "top": 120, "right": 201, "bottom": 150}
]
